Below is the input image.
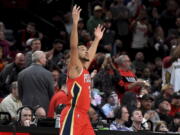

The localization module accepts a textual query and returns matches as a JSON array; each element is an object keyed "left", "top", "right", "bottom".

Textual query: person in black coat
[
  {"left": 18, "top": 51, "right": 54, "bottom": 112},
  {"left": 0, "top": 53, "right": 25, "bottom": 97}
]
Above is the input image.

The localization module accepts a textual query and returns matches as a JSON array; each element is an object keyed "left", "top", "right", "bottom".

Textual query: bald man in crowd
[
  {"left": 18, "top": 51, "right": 54, "bottom": 112},
  {"left": 0, "top": 53, "right": 25, "bottom": 97}
]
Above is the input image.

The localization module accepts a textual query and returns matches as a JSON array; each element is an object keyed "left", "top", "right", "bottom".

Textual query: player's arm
[
  {"left": 68, "top": 5, "right": 82, "bottom": 78},
  {"left": 85, "top": 25, "right": 105, "bottom": 68}
]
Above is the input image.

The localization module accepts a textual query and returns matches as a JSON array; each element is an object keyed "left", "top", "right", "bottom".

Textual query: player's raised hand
[
  {"left": 72, "top": 5, "right": 82, "bottom": 24},
  {"left": 94, "top": 24, "right": 105, "bottom": 40}
]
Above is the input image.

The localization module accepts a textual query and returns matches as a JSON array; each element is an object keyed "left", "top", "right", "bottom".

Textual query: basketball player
[{"left": 60, "top": 5, "right": 105, "bottom": 135}]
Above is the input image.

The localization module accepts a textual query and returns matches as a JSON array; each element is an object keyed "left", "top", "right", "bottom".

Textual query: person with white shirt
[
  {"left": 101, "top": 93, "right": 118, "bottom": 118},
  {"left": 0, "top": 81, "right": 22, "bottom": 120}
]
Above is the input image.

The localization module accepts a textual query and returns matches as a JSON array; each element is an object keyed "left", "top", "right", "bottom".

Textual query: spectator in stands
[
  {"left": 130, "top": 109, "right": 144, "bottom": 131},
  {"left": 141, "top": 67, "right": 152, "bottom": 86},
  {"left": 87, "top": 5, "right": 104, "bottom": 34},
  {"left": 156, "top": 84, "right": 174, "bottom": 104},
  {"left": 93, "top": 55, "right": 121, "bottom": 95},
  {"left": 152, "top": 26, "right": 168, "bottom": 59},
  {"left": 155, "top": 120, "right": 169, "bottom": 132},
  {"left": 51, "top": 67, "right": 61, "bottom": 93},
  {"left": 130, "top": 9, "right": 150, "bottom": 58},
  {"left": 89, "top": 106, "right": 110, "bottom": 130},
  {"left": 101, "top": 92, "right": 118, "bottom": 118},
  {"left": 63, "top": 12, "right": 72, "bottom": 35},
  {"left": 100, "top": 18, "right": 116, "bottom": 54},
  {"left": 18, "top": 51, "right": 54, "bottom": 112},
  {"left": 169, "top": 92, "right": 180, "bottom": 116},
  {"left": 0, "top": 53, "right": 25, "bottom": 97},
  {"left": 25, "top": 38, "right": 41, "bottom": 67},
  {"left": 78, "top": 18, "right": 85, "bottom": 36},
  {"left": 169, "top": 112, "right": 180, "bottom": 132},
  {"left": 110, "top": 106, "right": 132, "bottom": 131},
  {"left": 127, "top": 0, "right": 142, "bottom": 18},
  {"left": 0, "top": 58, "right": 6, "bottom": 72},
  {"left": 46, "top": 39, "right": 65, "bottom": 70},
  {"left": 48, "top": 75, "right": 67, "bottom": 118},
  {"left": 110, "top": 0, "right": 130, "bottom": 50},
  {"left": 160, "top": 0, "right": 178, "bottom": 35},
  {"left": 140, "top": 94, "right": 160, "bottom": 130},
  {"left": 132, "top": 52, "right": 146, "bottom": 78},
  {"left": 121, "top": 91, "right": 138, "bottom": 115},
  {"left": 153, "top": 57, "right": 162, "bottom": 81},
  {"left": 149, "top": 7, "right": 160, "bottom": 29},
  {"left": 88, "top": 52, "right": 105, "bottom": 73},
  {"left": 140, "top": 94, "right": 154, "bottom": 115},
  {"left": 0, "top": 21, "right": 15, "bottom": 44},
  {"left": 143, "top": 110, "right": 160, "bottom": 130},
  {"left": 91, "top": 87, "right": 103, "bottom": 107},
  {"left": 115, "top": 54, "right": 146, "bottom": 99},
  {"left": 15, "top": 22, "right": 40, "bottom": 51},
  {"left": 168, "top": 16, "right": 180, "bottom": 37},
  {"left": 0, "top": 81, "right": 22, "bottom": 120},
  {"left": 0, "top": 31, "right": 11, "bottom": 58},
  {"left": 11, "top": 106, "right": 36, "bottom": 127},
  {"left": 34, "top": 105, "right": 46, "bottom": 119},
  {"left": 156, "top": 99, "right": 172, "bottom": 124},
  {"left": 88, "top": 107, "right": 99, "bottom": 129},
  {"left": 160, "top": 84, "right": 174, "bottom": 100},
  {"left": 78, "top": 18, "right": 93, "bottom": 48}
]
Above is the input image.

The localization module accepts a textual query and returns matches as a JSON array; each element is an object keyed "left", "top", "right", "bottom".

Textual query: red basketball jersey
[{"left": 66, "top": 69, "right": 91, "bottom": 112}]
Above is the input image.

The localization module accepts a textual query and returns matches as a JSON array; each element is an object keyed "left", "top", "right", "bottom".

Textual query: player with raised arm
[{"left": 60, "top": 5, "right": 105, "bottom": 135}]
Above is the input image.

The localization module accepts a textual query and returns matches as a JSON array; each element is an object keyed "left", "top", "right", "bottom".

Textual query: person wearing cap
[
  {"left": 140, "top": 94, "right": 161, "bottom": 130},
  {"left": 101, "top": 92, "right": 118, "bottom": 118},
  {"left": 140, "top": 94, "right": 154, "bottom": 114},
  {"left": 87, "top": 5, "right": 104, "bottom": 34},
  {"left": 25, "top": 38, "right": 41, "bottom": 67}
]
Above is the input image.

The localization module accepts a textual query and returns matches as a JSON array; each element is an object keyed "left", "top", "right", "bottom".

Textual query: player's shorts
[{"left": 60, "top": 106, "right": 95, "bottom": 135}]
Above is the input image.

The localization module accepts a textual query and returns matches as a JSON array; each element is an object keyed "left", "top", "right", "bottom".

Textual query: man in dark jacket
[
  {"left": 0, "top": 53, "right": 25, "bottom": 97},
  {"left": 18, "top": 51, "right": 54, "bottom": 112}
]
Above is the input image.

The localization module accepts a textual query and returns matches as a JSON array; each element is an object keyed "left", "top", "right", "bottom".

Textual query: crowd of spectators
[{"left": 0, "top": 0, "right": 180, "bottom": 133}]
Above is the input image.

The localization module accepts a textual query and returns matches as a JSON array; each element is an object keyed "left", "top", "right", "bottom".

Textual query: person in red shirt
[
  {"left": 60, "top": 5, "right": 104, "bottom": 135},
  {"left": 48, "top": 77, "right": 67, "bottom": 118},
  {"left": 169, "top": 92, "right": 180, "bottom": 116},
  {"left": 115, "top": 54, "right": 146, "bottom": 100}
]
